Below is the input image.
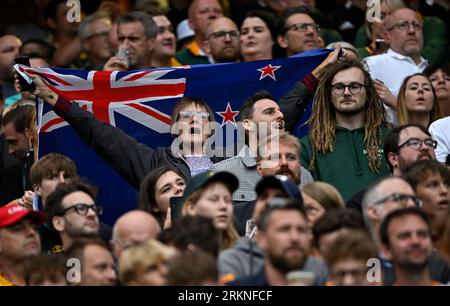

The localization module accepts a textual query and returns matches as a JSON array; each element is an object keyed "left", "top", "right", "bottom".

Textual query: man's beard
[
  {"left": 335, "top": 99, "right": 366, "bottom": 116},
  {"left": 268, "top": 247, "right": 306, "bottom": 274},
  {"left": 396, "top": 255, "right": 429, "bottom": 274},
  {"left": 416, "top": 150, "right": 433, "bottom": 160},
  {"left": 65, "top": 221, "right": 98, "bottom": 238},
  {"left": 215, "top": 49, "right": 240, "bottom": 63},
  {"left": 275, "top": 165, "right": 300, "bottom": 184},
  {"left": 1, "top": 65, "right": 15, "bottom": 82},
  {"left": 398, "top": 151, "right": 433, "bottom": 172}
]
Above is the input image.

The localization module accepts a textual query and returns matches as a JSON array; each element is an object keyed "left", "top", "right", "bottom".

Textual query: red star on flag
[
  {"left": 257, "top": 64, "right": 281, "bottom": 81},
  {"left": 216, "top": 102, "right": 239, "bottom": 127}
]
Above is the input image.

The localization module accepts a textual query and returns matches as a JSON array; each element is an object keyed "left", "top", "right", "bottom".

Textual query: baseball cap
[
  {"left": 183, "top": 171, "right": 239, "bottom": 201},
  {"left": 170, "top": 171, "right": 239, "bottom": 221},
  {"left": 0, "top": 203, "right": 47, "bottom": 228},
  {"left": 256, "top": 175, "right": 302, "bottom": 202}
]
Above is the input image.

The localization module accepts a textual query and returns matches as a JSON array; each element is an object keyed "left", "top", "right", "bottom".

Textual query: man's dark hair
[
  {"left": 383, "top": 124, "right": 432, "bottom": 173},
  {"left": 22, "top": 53, "right": 50, "bottom": 67},
  {"left": 167, "top": 249, "right": 218, "bottom": 285},
  {"left": 45, "top": 177, "right": 98, "bottom": 231},
  {"left": 20, "top": 38, "right": 55, "bottom": 64},
  {"left": 159, "top": 215, "right": 220, "bottom": 257},
  {"left": 30, "top": 153, "right": 77, "bottom": 186},
  {"left": 65, "top": 237, "right": 111, "bottom": 266},
  {"left": 275, "top": 6, "right": 316, "bottom": 37},
  {"left": 43, "top": 0, "right": 67, "bottom": 20},
  {"left": 257, "top": 198, "right": 307, "bottom": 232},
  {"left": 403, "top": 159, "right": 450, "bottom": 190},
  {"left": 324, "top": 229, "right": 378, "bottom": 268},
  {"left": 446, "top": 154, "right": 450, "bottom": 166},
  {"left": 23, "top": 254, "right": 67, "bottom": 285},
  {"left": 237, "top": 90, "right": 274, "bottom": 122},
  {"left": 379, "top": 207, "right": 431, "bottom": 247},
  {"left": 312, "top": 208, "right": 366, "bottom": 247},
  {"left": 1, "top": 105, "right": 35, "bottom": 133},
  {"left": 117, "top": 11, "right": 158, "bottom": 39}
]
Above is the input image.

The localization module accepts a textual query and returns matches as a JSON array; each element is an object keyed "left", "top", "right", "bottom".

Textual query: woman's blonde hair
[
  {"left": 397, "top": 73, "right": 441, "bottom": 127},
  {"left": 301, "top": 182, "right": 345, "bottom": 211},
  {"left": 119, "top": 240, "right": 175, "bottom": 285},
  {"left": 182, "top": 183, "right": 238, "bottom": 250},
  {"left": 365, "top": 0, "right": 406, "bottom": 39}
]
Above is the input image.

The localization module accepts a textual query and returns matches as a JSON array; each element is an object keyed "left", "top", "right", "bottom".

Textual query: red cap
[{"left": 0, "top": 203, "right": 47, "bottom": 228}]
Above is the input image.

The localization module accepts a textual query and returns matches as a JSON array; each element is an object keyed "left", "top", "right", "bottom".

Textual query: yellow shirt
[
  {"left": 170, "top": 57, "right": 182, "bottom": 67},
  {"left": 186, "top": 40, "right": 203, "bottom": 57},
  {"left": 0, "top": 274, "right": 13, "bottom": 286}
]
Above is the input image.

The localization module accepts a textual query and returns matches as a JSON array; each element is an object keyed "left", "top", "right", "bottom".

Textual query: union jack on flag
[
  {"left": 26, "top": 68, "right": 186, "bottom": 133},
  {"left": 26, "top": 49, "right": 330, "bottom": 224}
]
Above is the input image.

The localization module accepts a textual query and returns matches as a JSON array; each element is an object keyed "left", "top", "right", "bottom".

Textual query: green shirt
[
  {"left": 300, "top": 126, "right": 391, "bottom": 201},
  {"left": 175, "top": 41, "right": 210, "bottom": 65}
]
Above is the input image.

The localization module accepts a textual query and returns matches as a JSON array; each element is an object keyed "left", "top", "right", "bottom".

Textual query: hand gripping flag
[{"left": 27, "top": 49, "right": 330, "bottom": 225}]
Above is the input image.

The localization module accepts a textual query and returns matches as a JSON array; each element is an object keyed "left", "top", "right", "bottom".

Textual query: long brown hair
[
  {"left": 308, "top": 60, "right": 389, "bottom": 172},
  {"left": 397, "top": 73, "right": 441, "bottom": 127},
  {"left": 181, "top": 184, "right": 238, "bottom": 250},
  {"left": 138, "top": 166, "right": 183, "bottom": 227}
]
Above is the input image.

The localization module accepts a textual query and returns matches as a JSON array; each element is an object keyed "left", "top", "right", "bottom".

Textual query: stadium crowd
[{"left": 0, "top": 0, "right": 450, "bottom": 286}]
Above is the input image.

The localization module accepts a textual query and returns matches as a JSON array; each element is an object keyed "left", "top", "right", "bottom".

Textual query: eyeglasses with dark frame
[
  {"left": 330, "top": 82, "right": 366, "bottom": 95},
  {"left": 57, "top": 203, "right": 103, "bottom": 216},
  {"left": 398, "top": 138, "right": 437, "bottom": 150},
  {"left": 283, "top": 22, "right": 320, "bottom": 35},
  {"left": 373, "top": 193, "right": 422, "bottom": 208},
  {"left": 388, "top": 21, "right": 422, "bottom": 32},
  {"left": 207, "top": 30, "right": 240, "bottom": 40}
]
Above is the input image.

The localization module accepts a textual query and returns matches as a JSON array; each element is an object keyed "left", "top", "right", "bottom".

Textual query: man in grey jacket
[
  {"left": 219, "top": 179, "right": 327, "bottom": 285},
  {"left": 211, "top": 91, "right": 314, "bottom": 204},
  {"left": 224, "top": 198, "right": 328, "bottom": 286},
  {"left": 231, "top": 132, "right": 308, "bottom": 235}
]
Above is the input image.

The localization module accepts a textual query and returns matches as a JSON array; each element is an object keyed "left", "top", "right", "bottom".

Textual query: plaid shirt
[{"left": 211, "top": 145, "right": 314, "bottom": 202}]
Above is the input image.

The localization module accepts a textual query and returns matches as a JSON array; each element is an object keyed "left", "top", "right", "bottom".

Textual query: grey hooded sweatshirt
[{"left": 218, "top": 237, "right": 329, "bottom": 285}]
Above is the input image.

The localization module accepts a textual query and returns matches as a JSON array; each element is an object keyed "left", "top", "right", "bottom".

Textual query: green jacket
[
  {"left": 175, "top": 41, "right": 210, "bottom": 65},
  {"left": 300, "top": 127, "right": 391, "bottom": 201}
]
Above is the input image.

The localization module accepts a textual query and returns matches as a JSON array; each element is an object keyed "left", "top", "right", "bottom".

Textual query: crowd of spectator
[{"left": 1, "top": 0, "right": 450, "bottom": 286}]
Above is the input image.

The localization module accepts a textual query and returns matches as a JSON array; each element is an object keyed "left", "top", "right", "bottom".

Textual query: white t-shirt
[{"left": 429, "top": 116, "right": 450, "bottom": 163}]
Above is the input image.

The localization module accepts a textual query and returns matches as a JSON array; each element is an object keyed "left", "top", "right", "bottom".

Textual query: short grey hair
[
  {"left": 362, "top": 180, "right": 385, "bottom": 238},
  {"left": 117, "top": 11, "right": 158, "bottom": 39},
  {"left": 362, "top": 177, "right": 407, "bottom": 238},
  {"left": 79, "top": 12, "right": 111, "bottom": 42}
]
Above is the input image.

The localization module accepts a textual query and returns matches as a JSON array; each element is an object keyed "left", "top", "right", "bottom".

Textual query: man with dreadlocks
[{"left": 300, "top": 60, "right": 391, "bottom": 201}]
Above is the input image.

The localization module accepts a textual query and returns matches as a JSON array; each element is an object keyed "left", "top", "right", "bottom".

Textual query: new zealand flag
[{"left": 27, "top": 49, "right": 330, "bottom": 224}]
